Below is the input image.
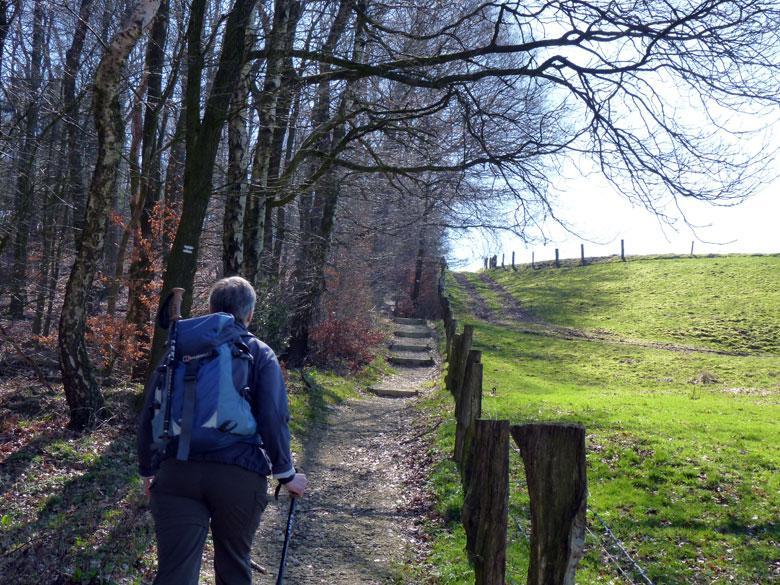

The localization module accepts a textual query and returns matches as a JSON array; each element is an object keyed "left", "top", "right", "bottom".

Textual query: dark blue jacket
[{"left": 137, "top": 323, "right": 295, "bottom": 482}]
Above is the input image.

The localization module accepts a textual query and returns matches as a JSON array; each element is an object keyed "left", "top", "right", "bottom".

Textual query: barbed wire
[
  {"left": 589, "top": 509, "right": 655, "bottom": 585},
  {"left": 505, "top": 504, "right": 655, "bottom": 585}
]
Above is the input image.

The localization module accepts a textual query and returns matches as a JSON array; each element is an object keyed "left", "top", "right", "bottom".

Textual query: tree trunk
[
  {"left": 0, "top": 0, "right": 17, "bottom": 79},
  {"left": 58, "top": 0, "right": 162, "bottom": 431},
  {"left": 149, "top": 0, "right": 258, "bottom": 371},
  {"left": 64, "top": 0, "right": 95, "bottom": 242},
  {"left": 222, "top": 16, "right": 255, "bottom": 276},
  {"left": 286, "top": 0, "right": 357, "bottom": 365},
  {"left": 33, "top": 119, "right": 66, "bottom": 334},
  {"left": 410, "top": 223, "right": 426, "bottom": 316},
  {"left": 106, "top": 75, "right": 147, "bottom": 315},
  {"left": 126, "top": 0, "right": 169, "bottom": 331},
  {"left": 241, "top": 0, "right": 301, "bottom": 285},
  {"left": 8, "top": 0, "right": 44, "bottom": 319},
  {"left": 510, "top": 423, "right": 587, "bottom": 585},
  {"left": 162, "top": 79, "right": 186, "bottom": 262}
]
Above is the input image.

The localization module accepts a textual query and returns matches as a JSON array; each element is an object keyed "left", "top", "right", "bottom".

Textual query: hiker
[{"left": 137, "top": 276, "right": 308, "bottom": 585}]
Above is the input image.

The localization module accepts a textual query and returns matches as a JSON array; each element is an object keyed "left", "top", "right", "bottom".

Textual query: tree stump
[
  {"left": 511, "top": 423, "right": 587, "bottom": 585},
  {"left": 462, "top": 419, "right": 509, "bottom": 585}
]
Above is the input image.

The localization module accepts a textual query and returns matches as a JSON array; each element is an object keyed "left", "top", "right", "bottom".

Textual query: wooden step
[
  {"left": 394, "top": 329, "right": 432, "bottom": 339},
  {"left": 389, "top": 354, "right": 435, "bottom": 367},
  {"left": 368, "top": 385, "right": 419, "bottom": 398},
  {"left": 390, "top": 342, "right": 431, "bottom": 352},
  {"left": 394, "top": 317, "right": 426, "bottom": 326}
]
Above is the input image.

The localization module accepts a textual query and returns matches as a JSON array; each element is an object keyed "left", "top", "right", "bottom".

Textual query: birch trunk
[
  {"left": 58, "top": 0, "right": 162, "bottom": 431},
  {"left": 241, "top": 0, "right": 301, "bottom": 285},
  {"left": 222, "top": 18, "right": 255, "bottom": 276}
]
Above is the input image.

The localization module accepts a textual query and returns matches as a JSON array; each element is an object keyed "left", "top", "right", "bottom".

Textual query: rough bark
[
  {"left": 462, "top": 419, "right": 509, "bottom": 585},
  {"left": 150, "top": 0, "right": 258, "bottom": 370},
  {"left": 511, "top": 423, "right": 588, "bottom": 585},
  {"left": 106, "top": 75, "right": 147, "bottom": 315},
  {"left": 33, "top": 119, "right": 66, "bottom": 334},
  {"left": 8, "top": 0, "right": 44, "bottom": 318},
  {"left": 286, "top": 0, "right": 358, "bottom": 365},
  {"left": 445, "top": 323, "right": 473, "bottom": 397},
  {"left": 455, "top": 349, "right": 482, "bottom": 471},
  {"left": 241, "top": 0, "right": 301, "bottom": 284},
  {"left": 63, "top": 0, "right": 94, "bottom": 242},
  {"left": 162, "top": 78, "right": 186, "bottom": 261},
  {"left": 410, "top": 224, "right": 426, "bottom": 316},
  {"left": 58, "top": 0, "right": 162, "bottom": 431},
  {"left": 126, "top": 0, "right": 170, "bottom": 340}
]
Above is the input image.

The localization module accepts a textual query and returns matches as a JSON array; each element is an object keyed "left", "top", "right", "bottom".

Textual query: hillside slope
[{"left": 430, "top": 255, "right": 779, "bottom": 584}]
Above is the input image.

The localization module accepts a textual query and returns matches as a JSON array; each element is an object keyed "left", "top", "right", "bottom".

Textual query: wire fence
[{"left": 505, "top": 504, "right": 656, "bottom": 585}]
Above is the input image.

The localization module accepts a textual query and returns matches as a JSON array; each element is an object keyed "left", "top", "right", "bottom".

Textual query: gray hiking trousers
[{"left": 149, "top": 458, "right": 268, "bottom": 585}]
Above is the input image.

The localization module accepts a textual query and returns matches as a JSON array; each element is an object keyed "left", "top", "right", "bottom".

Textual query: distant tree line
[{"left": 0, "top": 0, "right": 777, "bottom": 430}]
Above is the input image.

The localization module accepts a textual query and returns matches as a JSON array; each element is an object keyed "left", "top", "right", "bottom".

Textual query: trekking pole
[
  {"left": 274, "top": 482, "right": 298, "bottom": 585},
  {"left": 161, "top": 287, "right": 184, "bottom": 440}
]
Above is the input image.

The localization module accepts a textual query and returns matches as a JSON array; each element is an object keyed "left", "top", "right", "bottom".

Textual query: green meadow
[{"left": 423, "top": 255, "right": 780, "bottom": 584}]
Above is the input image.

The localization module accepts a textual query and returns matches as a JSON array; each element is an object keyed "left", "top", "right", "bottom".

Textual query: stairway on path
[{"left": 368, "top": 317, "right": 435, "bottom": 398}]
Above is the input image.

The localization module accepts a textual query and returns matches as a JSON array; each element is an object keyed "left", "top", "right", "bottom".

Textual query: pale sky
[{"left": 449, "top": 157, "right": 780, "bottom": 271}]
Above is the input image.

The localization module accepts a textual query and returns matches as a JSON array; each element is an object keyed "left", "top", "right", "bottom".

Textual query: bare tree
[{"left": 58, "top": 0, "right": 162, "bottom": 431}]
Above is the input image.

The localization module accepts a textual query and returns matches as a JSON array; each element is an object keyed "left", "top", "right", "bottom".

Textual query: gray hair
[{"left": 208, "top": 276, "right": 256, "bottom": 324}]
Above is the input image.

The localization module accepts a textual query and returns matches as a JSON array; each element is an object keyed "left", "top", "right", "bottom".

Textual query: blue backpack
[{"left": 151, "top": 313, "right": 258, "bottom": 460}]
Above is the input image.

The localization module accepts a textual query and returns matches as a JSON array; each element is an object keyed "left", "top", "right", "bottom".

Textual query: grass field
[{"left": 423, "top": 255, "right": 780, "bottom": 584}]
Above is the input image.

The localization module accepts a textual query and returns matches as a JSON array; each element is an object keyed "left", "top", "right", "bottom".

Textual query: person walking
[{"left": 137, "top": 276, "right": 308, "bottom": 584}]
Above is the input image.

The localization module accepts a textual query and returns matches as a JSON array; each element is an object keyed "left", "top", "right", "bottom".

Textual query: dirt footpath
[{"left": 251, "top": 361, "right": 438, "bottom": 584}]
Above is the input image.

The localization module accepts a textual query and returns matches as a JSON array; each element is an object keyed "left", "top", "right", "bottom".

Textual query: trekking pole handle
[{"left": 169, "top": 287, "right": 184, "bottom": 322}]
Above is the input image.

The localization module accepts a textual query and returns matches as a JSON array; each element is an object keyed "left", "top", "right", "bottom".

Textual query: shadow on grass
[
  {"left": 1, "top": 430, "right": 76, "bottom": 498},
  {"left": 0, "top": 383, "right": 156, "bottom": 585}
]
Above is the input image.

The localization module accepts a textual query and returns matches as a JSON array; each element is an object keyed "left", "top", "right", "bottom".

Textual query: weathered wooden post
[
  {"left": 580, "top": 244, "right": 585, "bottom": 266},
  {"left": 501, "top": 253, "right": 505, "bottom": 268},
  {"left": 621, "top": 239, "right": 625, "bottom": 261},
  {"left": 462, "top": 419, "right": 509, "bottom": 585},
  {"left": 446, "top": 318, "right": 457, "bottom": 358},
  {"left": 690, "top": 241, "right": 694, "bottom": 256},
  {"left": 455, "top": 350, "right": 482, "bottom": 467},
  {"left": 510, "top": 423, "right": 587, "bottom": 585},
  {"left": 511, "top": 251, "right": 515, "bottom": 269},
  {"left": 445, "top": 332, "right": 462, "bottom": 394},
  {"left": 484, "top": 257, "right": 488, "bottom": 270},
  {"left": 445, "top": 325, "right": 473, "bottom": 397},
  {"left": 555, "top": 248, "right": 560, "bottom": 268},
  {"left": 532, "top": 251, "right": 535, "bottom": 269}
]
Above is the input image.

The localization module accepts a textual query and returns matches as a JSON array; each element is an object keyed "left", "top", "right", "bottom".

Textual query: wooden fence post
[
  {"left": 445, "top": 325, "right": 473, "bottom": 397},
  {"left": 690, "top": 241, "right": 694, "bottom": 256},
  {"left": 455, "top": 350, "right": 482, "bottom": 467},
  {"left": 484, "top": 257, "right": 488, "bottom": 270},
  {"left": 501, "top": 253, "right": 505, "bottom": 268},
  {"left": 621, "top": 239, "right": 625, "bottom": 261},
  {"left": 511, "top": 251, "right": 515, "bottom": 269},
  {"left": 580, "top": 244, "right": 585, "bottom": 266},
  {"left": 555, "top": 248, "right": 560, "bottom": 268},
  {"left": 462, "top": 419, "right": 509, "bottom": 585},
  {"left": 532, "top": 251, "right": 535, "bottom": 269},
  {"left": 445, "top": 332, "right": 462, "bottom": 394},
  {"left": 445, "top": 318, "right": 457, "bottom": 358},
  {"left": 510, "top": 423, "right": 587, "bottom": 585}
]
